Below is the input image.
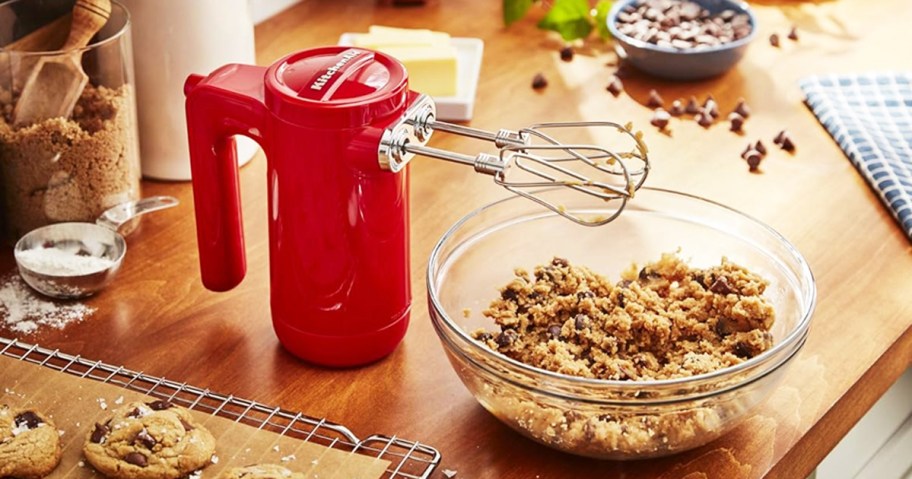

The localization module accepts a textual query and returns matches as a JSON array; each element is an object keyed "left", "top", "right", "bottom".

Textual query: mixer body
[{"left": 185, "top": 47, "right": 412, "bottom": 367}]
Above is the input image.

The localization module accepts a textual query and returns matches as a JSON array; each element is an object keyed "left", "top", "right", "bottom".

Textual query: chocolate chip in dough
[
  {"left": 559, "top": 46, "right": 574, "bottom": 62},
  {"left": 709, "top": 277, "right": 735, "bottom": 294},
  {"left": 577, "top": 290, "right": 595, "bottom": 300},
  {"left": 134, "top": 429, "right": 156, "bottom": 449},
  {"left": 552, "top": 257, "right": 569, "bottom": 267},
  {"left": 548, "top": 325, "right": 562, "bottom": 339},
  {"left": 495, "top": 330, "right": 517, "bottom": 347},
  {"left": 90, "top": 423, "right": 110, "bottom": 444},
  {"left": 124, "top": 452, "right": 148, "bottom": 467},
  {"left": 574, "top": 314, "right": 589, "bottom": 330},
  {"left": 147, "top": 400, "right": 174, "bottom": 411},
  {"left": 14, "top": 411, "right": 42, "bottom": 429},
  {"left": 531, "top": 73, "right": 548, "bottom": 90}
]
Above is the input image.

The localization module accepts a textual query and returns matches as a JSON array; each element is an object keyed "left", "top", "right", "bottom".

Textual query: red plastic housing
[{"left": 184, "top": 47, "right": 412, "bottom": 367}]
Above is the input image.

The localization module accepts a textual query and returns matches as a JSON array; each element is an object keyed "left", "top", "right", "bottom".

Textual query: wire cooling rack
[{"left": 0, "top": 336, "right": 441, "bottom": 479}]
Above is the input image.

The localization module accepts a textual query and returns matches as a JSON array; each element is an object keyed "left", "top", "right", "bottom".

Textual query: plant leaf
[
  {"left": 594, "top": 0, "right": 614, "bottom": 39},
  {"left": 536, "top": 0, "right": 593, "bottom": 41},
  {"left": 503, "top": 0, "right": 536, "bottom": 26}
]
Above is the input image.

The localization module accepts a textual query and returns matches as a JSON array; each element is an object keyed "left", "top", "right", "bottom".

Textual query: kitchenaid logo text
[{"left": 310, "top": 51, "right": 362, "bottom": 91}]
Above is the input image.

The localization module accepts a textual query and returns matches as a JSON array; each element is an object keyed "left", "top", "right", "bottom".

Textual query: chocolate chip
[
  {"left": 709, "top": 277, "right": 734, "bottom": 295},
  {"left": 734, "top": 99, "right": 751, "bottom": 118},
  {"left": 780, "top": 135, "right": 796, "bottom": 152},
  {"left": 476, "top": 332, "right": 493, "bottom": 342},
  {"left": 501, "top": 288, "right": 519, "bottom": 302},
  {"left": 650, "top": 108, "right": 671, "bottom": 129},
  {"left": 733, "top": 342, "right": 752, "bottom": 358},
  {"left": 741, "top": 143, "right": 752, "bottom": 160},
  {"left": 616, "top": 279, "right": 632, "bottom": 288},
  {"left": 617, "top": 292, "right": 626, "bottom": 308},
  {"left": 127, "top": 407, "right": 142, "bottom": 418},
  {"left": 134, "top": 429, "right": 156, "bottom": 449},
  {"left": 495, "top": 330, "right": 517, "bottom": 347},
  {"left": 124, "top": 452, "right": 148, "bottom": 467},
  {"left": 574, "top": 314, "right": 589, "bottom": 330},
  {"left": 702, "top": 95, "right": 715, "bottom": 108},
  {"left": 773, "top": 130, "right": 786, "bottom": 145},
  {"left": 755, "top": 140, "right": 767, "bottom": 156},
  {"left": 647, "top": 89, "right": 664, "bottom": 108},
  {"left": 685, "top": 96, "right": 700, "bottom": 114},
  {"left": 147, "top": 400, "right": 173, "bottom": 411},
  {"left": 704, "top": 100, "right": 719, "bottom": 119},
  {"left": 531, "top": 73, "right": 548, "bottom": 90},
  {"left": 669, "top": 100, "right": 684, "bottom": 116},
  {"left": 90, "top": 423, "right": 109, "bottom": 444},
  {"left": 728, "top": 112, "right": 744, "bottom": 132},
  {"left": 769, "top": 33, "right": 780, "bottom": 47},
  {"left": 613, "top": 0, "right": 752, "bottom": 49},
  {"left": 551, "top": 257, "right": 569, "bottom": 267},
  {"left": 606, "top": 76, "right": 624, "bottom": 96},
  {"left": 14, "top": 411, "right": 42, "bottom": 429},
  {"left": 577, "top": 291, "right": 595, "bottom": 300},
  {"left": 696, "top": 112, "right": 713, "bottom": 128},
  {"left": 559, "top": 46, "right": 574, "bottom": 62},
  {"left": 548, "top": 325, "right": 562, "bottom": 339},
  {"left": 714, "top": 317, "right": 735, "bottom": 336},
  {"left": 788, "top": 26, "right": 799, "bottom": 41},
  {"left": 746, "top": 150, "right": 762, "bottom": 172}
]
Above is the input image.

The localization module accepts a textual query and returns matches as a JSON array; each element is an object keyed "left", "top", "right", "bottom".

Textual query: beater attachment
[{"left": 377, "top": 95, "right": 650, "bottom": 226}]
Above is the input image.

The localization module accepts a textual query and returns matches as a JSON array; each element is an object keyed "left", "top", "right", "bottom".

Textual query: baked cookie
[
  {"left": 83, "top": 400, "right": 216, "bottom": 479},
  {"left": 217, "top": 464, "right": 307, "bottom": 479},
  {"left": 0, "top": 404, "right": 62, "bottom": 479}
]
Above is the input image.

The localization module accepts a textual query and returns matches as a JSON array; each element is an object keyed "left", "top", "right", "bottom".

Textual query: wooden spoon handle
[{"left": 62, "top": 0, "right": 111, "bottom": 50}]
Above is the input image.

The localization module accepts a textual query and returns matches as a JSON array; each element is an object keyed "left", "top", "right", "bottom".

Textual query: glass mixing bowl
[{"left": 427, "top": 187, "right": 816, "bottom": 460}]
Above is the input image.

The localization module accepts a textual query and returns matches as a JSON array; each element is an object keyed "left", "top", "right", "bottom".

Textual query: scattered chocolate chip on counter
[
  {"left": 788, "top": 26, "right": 799, "bottom": 41},
  {"left": 728, "top": 112, "right": 744, "bottom": 132},
  {"left": 531, "top": 73, "right": 548, "bottom": 90},
  {"left": 685, "top": 96, "right": 701, "bottom": 114},
  {"left": 773, "top": 129, "right": 795, "bottom": 152},
  {"left": 651, "top": 108, "right": 671, "bottom": 130},
  {"left": 696, "top": 111, "right": 714, "bottom": 128},
  {"left": 647, "top": 89, "right": 665, "bottom": 108},
  {"left": 745, "top": 149, "right": 763, "bottom": 172},
  {"left": 560, "top": 46, "right": 574, "bottom": 62},
  {"left": 606, "top": 76, "right": 624, "bottom": 96},
  {"left": 755, "top": 139, "right": 767, "bottom": 156},
  {"left": 669, "top": 99, "right": 684, "bottom": 116},
  {"left": 769, "top": 33, "right": 780, "bottom": 47},
  {"left": 734, "top": 98, "right": 751, "bottom": 118},
  {"left": 614, "top": 0, "right": 752, "bottom": 50}
]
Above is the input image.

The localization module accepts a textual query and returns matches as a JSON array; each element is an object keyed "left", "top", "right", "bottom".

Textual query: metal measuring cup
[{"left": 13, "top": 196, "right": 179, "bottom": 299}]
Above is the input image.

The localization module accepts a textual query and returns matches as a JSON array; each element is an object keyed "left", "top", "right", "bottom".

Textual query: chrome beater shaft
[{"left": 377, "top": 95, "right": 650, "bottom": 226}]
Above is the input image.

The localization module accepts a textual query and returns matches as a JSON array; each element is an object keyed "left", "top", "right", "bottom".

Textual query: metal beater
[{"left": 378, "top": 95, "right": 651, "bottom": 226}]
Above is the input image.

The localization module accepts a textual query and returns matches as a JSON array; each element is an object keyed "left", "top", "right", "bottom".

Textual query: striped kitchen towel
[{"left": 800, "top": 73, "right": 912, "bottom": 241}]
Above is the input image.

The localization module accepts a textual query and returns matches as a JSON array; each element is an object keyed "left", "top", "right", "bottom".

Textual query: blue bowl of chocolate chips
[{"left": 608, "top": 0, "right": 757, "bottom": 80}]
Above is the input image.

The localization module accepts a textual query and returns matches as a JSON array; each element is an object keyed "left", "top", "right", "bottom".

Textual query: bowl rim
[
  {"left": 606, "top": 0, "right": 757, "bottom": 56},
  {"left": 427, "top": 186, "right": 817, "bottom": 391}
]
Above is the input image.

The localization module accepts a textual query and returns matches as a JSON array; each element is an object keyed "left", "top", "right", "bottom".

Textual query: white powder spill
[
  {"left": 0, "top": 274, "right": 95, "bottom": 333},
  {"left": 16, "top": 245, "right": 114, "bottom": 276}
]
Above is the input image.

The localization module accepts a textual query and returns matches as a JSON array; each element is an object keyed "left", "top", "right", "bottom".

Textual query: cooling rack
[{"left": 0, "top": 336, "right": 441, "bottom": 479}]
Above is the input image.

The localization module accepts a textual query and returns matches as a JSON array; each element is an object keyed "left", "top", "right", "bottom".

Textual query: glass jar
[{"left": 0, "top": 0, "right": 141, "bottom": 243}]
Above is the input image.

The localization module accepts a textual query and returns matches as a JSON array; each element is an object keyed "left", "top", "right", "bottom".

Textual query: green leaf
[
  {"left": 503, "top": 0, "right": 535, "bottom": 26},
  {"left": 536, "top": 0, "right": 593, "bottom": 41},
  {"left": 594, "top": 0, "right": 614, "bottom": 39}
]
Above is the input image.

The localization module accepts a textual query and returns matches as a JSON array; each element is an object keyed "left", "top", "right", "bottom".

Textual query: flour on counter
[{"left": 0, "top": 274, "right": 95, "bottom": 334}]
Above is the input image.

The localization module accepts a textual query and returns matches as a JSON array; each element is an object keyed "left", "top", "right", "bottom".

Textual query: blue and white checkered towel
[{"left": 800, "top": 73, "right": 912, "bottom": 241}]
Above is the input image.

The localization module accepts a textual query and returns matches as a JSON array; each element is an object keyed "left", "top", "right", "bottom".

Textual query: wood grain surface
[{"left": 2, "top": 0, "right": 912, "bottom": 478}]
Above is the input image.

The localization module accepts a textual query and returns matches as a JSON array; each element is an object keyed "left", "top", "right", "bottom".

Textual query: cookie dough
[
  {"left": 0, "top": 405, "right": 62, "bottom": 479},
  {"left": 83, "top": 400, "right": 216, "bottom": 479},
  {"left": 473, "top": 253, "right": 775, "bottom": 380},
  {"left": 217, "top": 464, "right": 307, "bottom": 479}
]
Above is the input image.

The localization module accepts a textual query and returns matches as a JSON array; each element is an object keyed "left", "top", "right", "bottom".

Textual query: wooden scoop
[{"left": 12, "top": 0, "right": 111, "bottom": 128}]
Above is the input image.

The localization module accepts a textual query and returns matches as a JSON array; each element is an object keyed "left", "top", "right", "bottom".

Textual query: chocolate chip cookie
[
  {"left": 217, "top": 464, "right": 307, "bottom": 478},
  {"left": 0, "top": 405, "right": 62, "bottom": 479},
  {"left": 83, "top": 400, "right": 216, "bottom": 479}
]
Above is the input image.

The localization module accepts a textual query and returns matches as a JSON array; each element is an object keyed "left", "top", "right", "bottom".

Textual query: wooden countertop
[{"left": 3, "top": 0, "right": 912, "bottom": 477}]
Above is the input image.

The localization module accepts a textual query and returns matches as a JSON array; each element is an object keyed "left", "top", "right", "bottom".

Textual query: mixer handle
[{"left": 184, "top": 64, "right": 268, "bottom": 292}]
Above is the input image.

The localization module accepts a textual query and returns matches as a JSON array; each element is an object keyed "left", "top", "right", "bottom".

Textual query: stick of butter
[{"left": 352, "top": 25, "right": 458, "bottom": 97}]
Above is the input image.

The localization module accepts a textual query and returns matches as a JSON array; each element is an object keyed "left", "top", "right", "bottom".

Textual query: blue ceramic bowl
[{"left": 607, "top": 0, "right": 757, "bottom": 81}]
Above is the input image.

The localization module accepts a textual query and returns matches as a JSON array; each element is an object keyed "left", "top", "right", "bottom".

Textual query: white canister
[{"left": 121, "top": 0, "right": 258, "bottom": 180}]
